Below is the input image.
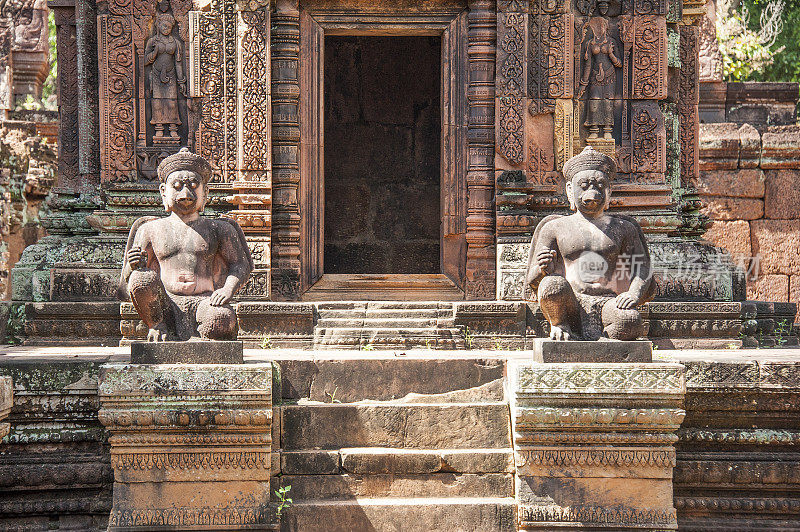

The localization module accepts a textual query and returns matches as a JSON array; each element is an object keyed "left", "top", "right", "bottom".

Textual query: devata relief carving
[
  {"left": 578, "top": 13, "right": 621, "bottom": 140},
  {"left": 525, "top": 147, "right": 654, "bottom": 340},
  {"left": 145, "top": 10, "right": 186, "bottom": 145},
  {"left": 120, "top": 149, "right": 253, "bottom": 341}
]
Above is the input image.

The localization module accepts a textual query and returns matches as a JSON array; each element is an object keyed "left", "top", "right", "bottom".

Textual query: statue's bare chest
[{"left": 149, "top": 221, "right": 216, "bottom": 261}]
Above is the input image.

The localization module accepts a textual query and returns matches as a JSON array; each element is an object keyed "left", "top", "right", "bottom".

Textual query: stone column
[
  {"left": 466, "top": 0, "right": 497, "bottom": 300},
  {"left": 270, "top": 0, "right": 301, "bottom": 300},
  {"left": 0, "top": 376, "right": 11, "bottom": 441},
  {"left": 98, "top": 363, "right": 276, "bottom": 530},
  {"left": 510, "top": 362, "right": 686, "bottom": 530}
]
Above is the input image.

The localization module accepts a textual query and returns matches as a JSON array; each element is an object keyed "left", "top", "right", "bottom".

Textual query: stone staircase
[
  {"left": 275, "top": 357, "right": 516, "bottom": 531},
  {"left": 313, "top": 302, "right": 467, "bottom": 349}
]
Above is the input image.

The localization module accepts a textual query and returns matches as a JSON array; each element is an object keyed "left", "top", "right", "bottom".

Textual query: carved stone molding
[
  {"left": 98, "top": 363, "right": 276, "bottom": 531},
  {"left": 512, "top": 362, "right": 685, "bottom": 531}
]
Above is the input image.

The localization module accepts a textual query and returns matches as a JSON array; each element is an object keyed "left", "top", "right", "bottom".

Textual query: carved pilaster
[
  {"left": 679, "top": 24, "right": 699, "bottom": 185},
  {"left": 98, "top": 0, "right": 135, "bottom": 183},
  {"left": 227, "top": 2, "right": 271, "bottom": 299},
  {"left": 270, "top": 0, "right": 301, "bottom": 300},
  {"left": 512, "top": 361, "right": 686, "bottom": 531},
  {"left": 51, "top": 2, "right": 79, "bottom": 190},
  {"left": 98, "top": 364, "right": 277, "bottom": 530},
  {"left": 76, "top": 0, "right": 99, "bottom": 187},
  {"left": 467, "top": 0, "right": 497, "bottom": 300}
]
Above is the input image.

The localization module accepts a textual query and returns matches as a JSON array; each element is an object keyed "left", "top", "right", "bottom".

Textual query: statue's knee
[
  {"left": 196, "top": 300, "right": 238, "bottom": 340},
  {"left": 602, "top": 302, "right": 645, "bottom": 340},
  {"left": 538, "top": 275, "right": 571, "bottom": 303},
  {"left": 128, "top": 269, "right": 160, "bottom": 299}
]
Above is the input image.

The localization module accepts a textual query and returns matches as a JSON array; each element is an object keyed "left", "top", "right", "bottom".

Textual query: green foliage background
[{"left": 742, "top": 0, "right": 800, "bottom": 82}]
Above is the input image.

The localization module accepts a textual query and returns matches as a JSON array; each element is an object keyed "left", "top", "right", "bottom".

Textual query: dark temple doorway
[{"left": 323, "top": 36, "right": 442, "bottom": 274}]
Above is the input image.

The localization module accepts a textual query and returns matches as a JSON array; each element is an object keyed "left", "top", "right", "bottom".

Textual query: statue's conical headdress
[
  {"left": 157, "top": 147, "right": 212, "bottom": 184},
  {"left": 563, "top": 146, "right": 616, "bottom": 181}
]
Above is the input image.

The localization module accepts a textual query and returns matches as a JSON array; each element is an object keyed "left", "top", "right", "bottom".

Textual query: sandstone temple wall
[{"left": 698, "top": 122, "right": 800, "bottom": 314}]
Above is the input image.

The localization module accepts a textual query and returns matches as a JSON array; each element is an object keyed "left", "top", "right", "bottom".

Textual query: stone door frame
[{"left": 297, "top": 7, "right": 471, "bottom": 293}]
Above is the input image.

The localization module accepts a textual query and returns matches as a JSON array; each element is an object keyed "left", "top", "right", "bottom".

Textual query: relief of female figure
[
  {"left": 144, "top": 13, "right": 186, "bottom": 142},
  {"left": 577, "top": 5, "right": 622, "bottom": 140}
]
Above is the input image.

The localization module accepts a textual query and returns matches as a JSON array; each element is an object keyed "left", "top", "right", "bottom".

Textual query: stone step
[
  {"left": 281, "top": 404, "right": 511, "bottom": 451},
  {"left": 278, "top": 473, "right": 514, "bottom": 500},
  {"left": 366, "top": 302, "right": 449, "bottom": 310},
  {"left": 280, "top": 497, "right": 517, "bottom": 532},
  {"left": 277, "top": 358, "right": 505, "bottom": 403},
  {"left": 313, "top": 327, "right": 466, "bottom": 350},
  {"left": 364, "top": 309, "right": 448, "bottom": 319},
  {"left": 280, "top": 448, "right": 514, "bottom": 475},
  {"left": 316, "top": 302, "right": 369, "bottom": 311},
  {"left": 317, "top": 318, "right": 439, "bottom": 329}
]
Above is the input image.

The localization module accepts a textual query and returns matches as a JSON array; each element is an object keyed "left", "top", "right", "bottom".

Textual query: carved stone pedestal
[
  {"left": 0, "top": 376, "right": 11, "bottom": 441},
  {"left": 510, "top": 362, "right": 685, "bottom": 531},
  {"left": 98, "top": 364, "right": 276, "bottom": 531}
]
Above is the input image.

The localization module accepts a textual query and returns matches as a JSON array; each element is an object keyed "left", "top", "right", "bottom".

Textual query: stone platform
[
  {"left": 21, "top": 299, "right": 791, "bottom": 351},
  {"left": 0, "top": 347, "right": 799, "bottom": 531}
]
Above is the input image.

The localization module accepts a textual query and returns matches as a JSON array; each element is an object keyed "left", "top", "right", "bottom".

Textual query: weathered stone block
[
  {"left": 701, "top": 196, "right": 763, "bottom": 221},
  {"left": 699, "top": 123, "right": 741, "bottom": 170},
  {"left": 533, "top": 339, "right": 653, "bottom": 363},
  {"left": 765, "top": 170, "right": 800, "bottom": 220},
  {"left": 751, "top": 220, "right": 800, "bottom": 275},
  {"left": 281, "top": 404, "right": 511, "bottom": 451},
  {"left": 98, "top": 364, "right": 276, "bottom": 531},
  {"left": 761, "top": 125, "right": 800, "bottom": 169},
  {"left": 747, "top": 274, "right": 789, "bottom": 302},
  {"left": 702, "top": 220, "right": 752, "bottom": 258},
  {"left": 695, "top": 169, "right": 765, "bottom": 198},
  {"left": 130, "top": 341, "right": 243, "bottom": 364}
]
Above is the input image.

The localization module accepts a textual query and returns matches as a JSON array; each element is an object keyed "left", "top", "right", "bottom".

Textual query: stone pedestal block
[
  {"left": 130, "top": 341, "right": 244, "bottom": 364},
  {"left": 534, "top": 339, "right": 653, "bottom": 363},
  {"left": 510, "top": 362, "right": 685, "bottom": 531},
  {"left": 0, "top": 376, "right": 11, "bottom": 441},
  {"left": 98, "top": 364, "right": 276, "bottom": 531}
]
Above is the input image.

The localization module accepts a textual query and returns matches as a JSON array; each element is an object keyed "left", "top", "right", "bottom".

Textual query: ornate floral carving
[
  {"left": 238, "top": 8, "right": 270, "bottom": 177},
  {"left": 516, "top": 448, "right": 676, "bottom": 468},
  {"left": 631, "top": 101, "right": 666, "bottom": 173},
  {"left": 99, "top": 365, "right": 271, "bottom": 395},
  {"left": 111, "top": 451, "right": 271, "bottom": 470},
  {"left": 499, "top": 95, "right": 524, "bottom": 164},
  {"left": 54, "top": 8, "right": 79, "bottom": 189},
  {"left": 109, "top": 506, "right": 274, "bottom": 528},
  {"left": 631, "top": 15, "right": 667, "bottom": 100},
  {"left": 195, "top": 11, "right": 225, "bottom": 182},
  {"left": 99, "top": 10, "right": 136, "bottom": 182},
  {"left": 519, "top": 505, "right": 676, "bottom": 527},
  {"left": 516, "top": 364, "right": 685, "bottom": 393}
]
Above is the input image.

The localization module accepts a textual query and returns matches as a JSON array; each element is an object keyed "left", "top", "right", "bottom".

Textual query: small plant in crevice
[
  {"left": 259, "top": 335, "right": 273, "bottom": 349},
  {"left": 6, "top": 304, "right": 25, "bottom": 346},
  {"left": 275, "top": 485, "right": 293, "bottom": 519},
  {"left": 325, "top": 386, "right": 341, "bottom": 404},
  {"left": 464, "top": 326, "right": 474, "bottom": 349}
]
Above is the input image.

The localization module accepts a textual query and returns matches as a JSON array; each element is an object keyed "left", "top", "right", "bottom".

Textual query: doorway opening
[{"left": 323, "top": 36, "right": 441, "bottom": 275}]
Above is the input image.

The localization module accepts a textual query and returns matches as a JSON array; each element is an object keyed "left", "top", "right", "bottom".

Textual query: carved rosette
[
  {"left": 511, "top": 362, "right": 686, "bottom": 531},
  {"left": 98, "top": 364, "right": 277, "bottom": 530}
]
